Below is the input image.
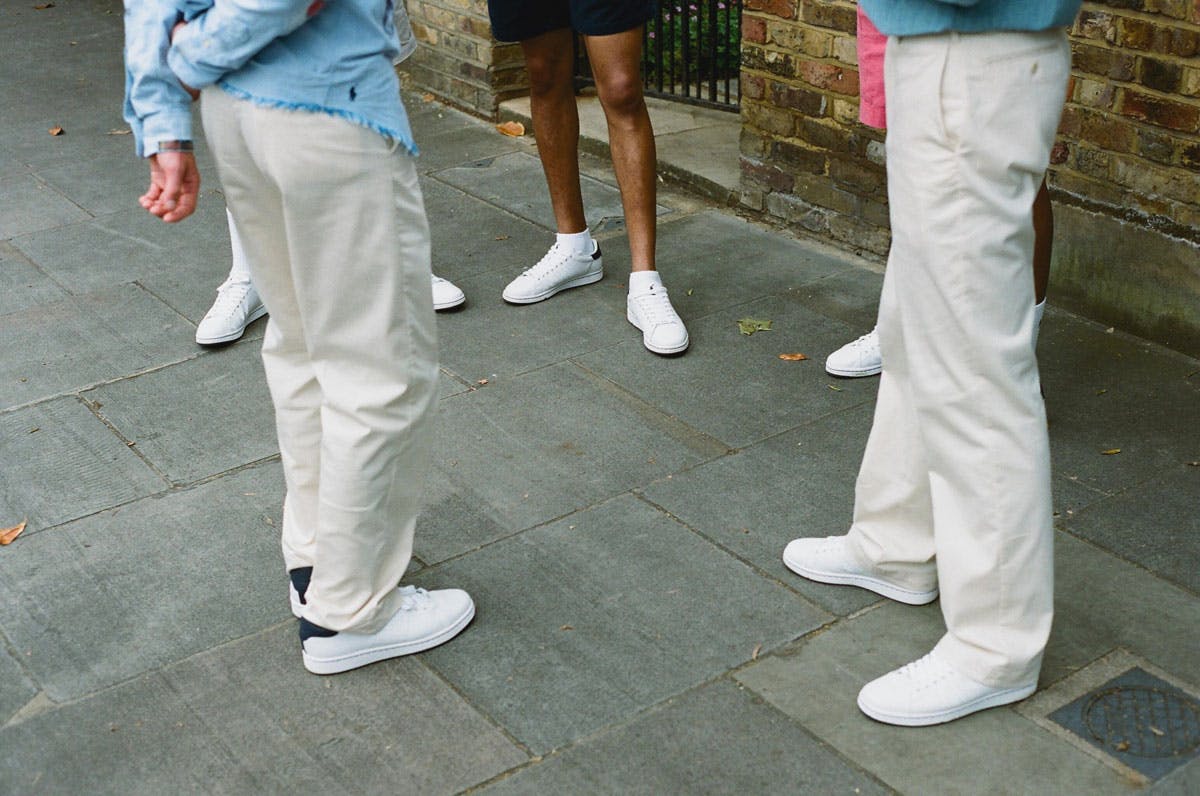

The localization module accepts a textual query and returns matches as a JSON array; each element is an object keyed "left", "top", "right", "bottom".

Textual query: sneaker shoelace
[
  {"left": 397, "top": 585, "right": 433, "bottom": 611},
  {"left": 206, "top": 279, "right": 254, "bottom": 320},
  {"left": 630, "top": 285, "right": 679, "bottom": 328},
  {"left": 892, "top": 653, "right": 952, "bottom": 691},
  {"left": 847, "top": 331, "right": 878, "bottom": 352},
  {"left": 519, "top": 243, "right": 577, "bottom": 281}
]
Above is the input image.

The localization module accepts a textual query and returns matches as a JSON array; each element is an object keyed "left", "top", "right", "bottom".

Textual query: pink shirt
[{"left": 857, "top": 6, "right": 887, "bottom": 129}]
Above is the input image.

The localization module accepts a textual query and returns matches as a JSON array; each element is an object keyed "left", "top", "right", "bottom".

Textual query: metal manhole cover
[
  {"left": 1082, "top": 685, "right": 1200, "bottom": 757},
  {"left": 1048, "top": 667, "right": 1200, "bottom": 782}
]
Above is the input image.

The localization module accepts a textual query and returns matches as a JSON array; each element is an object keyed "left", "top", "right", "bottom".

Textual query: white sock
[
  {"left": 628, "top": 270, "right": 662, "bottom": 295},
  {"left": 225, "top": 208, "right": 253, "bottom": 284},
  {"left": 1032, "top": 299, "right": 1045, "bottom": 351},
  {"left": 556, "top": 229, "right": 594, "bottom": 255}
]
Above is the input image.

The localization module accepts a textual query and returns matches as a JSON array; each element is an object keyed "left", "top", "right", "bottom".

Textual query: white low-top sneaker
[
  {"left": 858, "top": 651, "right": 1038, "bottom": 726},
  {"left": 627, "top": 282, "right": 690, "bottom": 355},
  {"left": 781, "top": 535, "right": 938, "bottom": 605},
  {"left": 301, "top": 586, "right": 475, "bottom": 675},
  {"left": 195, "top": 277, "right": 268, "bottom": 345},
  {"left": 502, "top": 241, "right": 603, "bottom": 304},
  {"left": 825, "top": 327, "right": 881, "bottom": 377},
  {"left": 432, "top": 274, "right": 466, "bottom": 311}
]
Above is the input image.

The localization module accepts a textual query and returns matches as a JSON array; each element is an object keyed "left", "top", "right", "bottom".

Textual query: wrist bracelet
[{"left": 158, "top": 140, "right": 194, "bottom": 153}]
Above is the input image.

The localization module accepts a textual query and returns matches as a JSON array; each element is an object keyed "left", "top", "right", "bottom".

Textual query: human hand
[{"left": 140, "top": 151, "right": 200, "bottom": 223}]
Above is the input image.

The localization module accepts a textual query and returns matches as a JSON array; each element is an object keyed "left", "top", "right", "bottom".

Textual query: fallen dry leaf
[
  {"left": 778, "top": 352, "right": 808, "bottom": 361},
  {"left": 421, "top": 92, "right": 435, "bottom": 102},
  {"left": 737, "top": 318, "right": 772, "bottom": 335},
  {"left": 0, "top": 520, "right": 28, "bottom": 546},
  {"left": 827, "top": 384, "right": 842, "bottom": 391},
  {"left": 1115, "top": 740, "right": 1130, "bottom": 752},
  {"left": 1149, "top": 726, "right": 1165, "bottom": 737},
  {"left": 494, "top": 235, "right": 509, "bottom": 241},
  {"left": 106, "top": 128, "right": 132, "bottom": 136},
  {"left": 751, "top": 643, "right": 763, "bottom": 661},
  {"left": 560, "top": 624, "right": 574, "bottom": 631},
  {"left": 34, "top": 3, "right": 55, "bottom": 9},
  {"left": 496, "top": 120, "right": 525, "bottom": 137},
  {"left": 48, "top": 125, "right": 64, "bottom": 136},
  {"left": 1101, "top": 448, "right": 1121, "bottom": 455},
  {"left": 476, "top": 378, "right": 489, "bottom": 386}
]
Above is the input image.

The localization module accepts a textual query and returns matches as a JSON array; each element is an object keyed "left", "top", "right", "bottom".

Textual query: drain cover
[{"left": 1050, "top": 667, "right": 1200, "bottom": 781}]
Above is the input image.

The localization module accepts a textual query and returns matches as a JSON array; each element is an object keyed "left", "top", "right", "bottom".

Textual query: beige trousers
[
  {"left": 846, "top": 29, "right": 1071, "bottom": 688},
  {"left": 201, "top": 88, "right": 438, "bottom": 634}
]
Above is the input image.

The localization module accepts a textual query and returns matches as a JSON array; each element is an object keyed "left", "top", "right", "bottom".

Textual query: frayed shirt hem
[{"left": 217, "top": 82, "right": 419, "bottom": 157}]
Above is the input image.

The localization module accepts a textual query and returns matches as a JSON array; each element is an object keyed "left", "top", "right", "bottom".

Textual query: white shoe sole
[
  {"left": 302, "top": 602, "right": 476, "bottom": 675},
  {"left": 502, "top": 269, "right": 603, "bottom": 305},
  {"left": 626, "top": 310, "right": 690, "bottom": 355},
  {"left": 824, "top": 362, "right": 882, "bottom": 378},
  {"left": 433, "top": 293, "right": 466, "bottom": 311},
  {"left": 781, "top": 547, "right": 938, "bottom": 605},
  {"left": 857, "top": 681, "right": 1037, "bottom": 726},
  {"left": 195, "top": 305, "right": 268, "bottom": 345}
]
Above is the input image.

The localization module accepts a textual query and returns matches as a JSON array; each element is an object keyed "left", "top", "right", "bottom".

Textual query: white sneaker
[
  {"left": 301, "top": 586, "right": 475, "bottom": 675},
  {"left": 432, "top": 274, "right": 466, "bottom": 311},
  {"left": 858, "top": 651, "right": 1037, "bottom": 726},
  {"left": 627, "top": 281, "right": 690, "bottom": 355},
  {"left": 781, "top": 535, "right": 938, "bottom": 605},
  {"left": 195, "top": 277, "right": 267, "bottom": 345},
  {"left": 502, "top": 241, "right": 603, "bottom": 304},
  {"left": 825, "top": 327, "right": 881, "bottom": 377}
]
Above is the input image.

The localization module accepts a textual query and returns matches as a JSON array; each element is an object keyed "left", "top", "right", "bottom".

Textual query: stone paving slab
[
  {"left": 0, "top": 172, "right": 91, "bottom": 239},
  {"left": 0, "top": 241, "right": 68, "bottom": 321},
  {"left": 577, "top": 294, "right": 879, "bottom": 449},
  {"left": 642, "top": 402, "right": 879, "bottom": 617},
  {"left": 417, "top": 362, "right": 725, "bottom": 564},
  {"left": 0, "top": 284, "right": 196, "bottom": 411},
  {"left": 11, "top": 198, "right": 230, "bottom": 304},
  {"left": 433, "top": 268, "right": 634, "bottom": 381},
  {"left": 415, "top": 494, "right": 830, "bottom": 753},
  {"left": 1060, "top": 463, "right": 1200, "bottom": 593},
  {"left": 1042, "top": 531, "right": 1200, "bottom": 687},
  {"left": 735, "top": 602, "right": 1134, "bottom": 796},
  {"left": 0, "top": 624, "right": 527, "bottom": 796},
  {"left": 0, "top": 463, "right": 287, "bottom": 701},
  {"left": 0, "top": 643, "right": 37, "bottom": 729},
  {"left": 434, "top": 151, "right": 670, "bottom": 234},
  {"left": 1040, "top": 313, "right": 1200, "bottom": 495},
  {"left": 422, "top": 178, "right": 553, "bottom": 286},
  {"left": 83, "top": 343, "right": 277, "bottom": 486},
  {"left": 0, "top": 396, "right": 165, "bottom": 533},
  {"left": 482, "top": 679, "right": 890, "bottom": 795}
]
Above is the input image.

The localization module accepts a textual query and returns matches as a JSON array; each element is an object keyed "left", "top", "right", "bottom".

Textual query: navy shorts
[{"left": 487, "top": 0, "right": 656, "bottom": 43}]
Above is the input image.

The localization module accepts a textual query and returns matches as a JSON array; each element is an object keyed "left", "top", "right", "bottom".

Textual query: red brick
[
  {"left": 799, "top": 1, "right": 856, "bottom": 33},
  {"left": 744, "top": 15, "right": 767, "bottom": 44},
  {"left": 1121, "top": 90, "right": 1200, "bottom": 132},
  {"left": 743, "top": 74, "right": 766, "bottom": 100},
  {"left": 744, "top": 0, "right": 796, "bottom": 19},
  {"left": 795, "top": 60, "right": 858, "bottom": 96},
  {"left": 1071, "top": 42, "right": 1136, "bottom": 81},
  {"left": 1080, "top": 109, "right": 1138, "bottom": 152},
  {"left": 1050, "top": 141, "right": 1071, "bottom": 165}
]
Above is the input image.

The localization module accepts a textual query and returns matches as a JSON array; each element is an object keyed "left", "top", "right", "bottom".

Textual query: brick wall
[
  {"left": 405, "top": 0, "right": 527, "bottom": 118},
  {"left": 739, "top": 1, "right": 1200, "bottom": 352}
]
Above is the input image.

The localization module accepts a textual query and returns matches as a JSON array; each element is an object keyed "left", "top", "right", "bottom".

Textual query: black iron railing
[{"left": 574, "top": 0, "right": 742, "bottom": 112}]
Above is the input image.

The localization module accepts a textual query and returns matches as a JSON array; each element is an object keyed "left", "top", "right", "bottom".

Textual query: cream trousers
[
  {"left": 846, "top": 29, "right": 1071, "bottom": 688},
  {"left": 201, "top": 88, "right": 438, "bottom": 634}
]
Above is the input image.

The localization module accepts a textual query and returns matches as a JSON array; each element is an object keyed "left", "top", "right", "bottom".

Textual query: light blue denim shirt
[
  {"left": 124, "top": 0, "right": 416, "bottom": 158},
  {"left": 859, "top": 0, "right": 1081, "bottom": 37}
]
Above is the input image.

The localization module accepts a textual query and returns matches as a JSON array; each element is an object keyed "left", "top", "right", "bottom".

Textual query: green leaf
[{"left": 737, "top": 318, "right": 773, "bottom": 335}]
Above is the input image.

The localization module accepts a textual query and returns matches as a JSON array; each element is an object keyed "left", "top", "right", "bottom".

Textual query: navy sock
[
  {"left": 299, "top": 617, "right": 337, "bottom": 642},
  {"left": 288, "top": 566, "right": 313, "bottom": 605}
]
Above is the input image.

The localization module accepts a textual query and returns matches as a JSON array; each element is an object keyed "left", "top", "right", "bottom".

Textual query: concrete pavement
[{"left": 1, "top": 2, "right": 1198, "bottom": 793}]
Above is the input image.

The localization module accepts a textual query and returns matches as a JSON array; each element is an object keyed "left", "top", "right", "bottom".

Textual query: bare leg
[
  {"left": 1032, "top": 178, "right": 1052, "bottom": 304},
  {"left": 520, "top": 29, "right": 588, "bottom": 236},
  {"left": 584, "top": 27, "right": 657, "bottom": 271}
]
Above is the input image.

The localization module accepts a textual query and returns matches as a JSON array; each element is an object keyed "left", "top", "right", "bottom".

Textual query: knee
[
  {"left": 525, "top": 55, "right": 572, "bottom": 99},
  {"left": 597, "top": 73, "right": 646, "bottom": 119}
]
